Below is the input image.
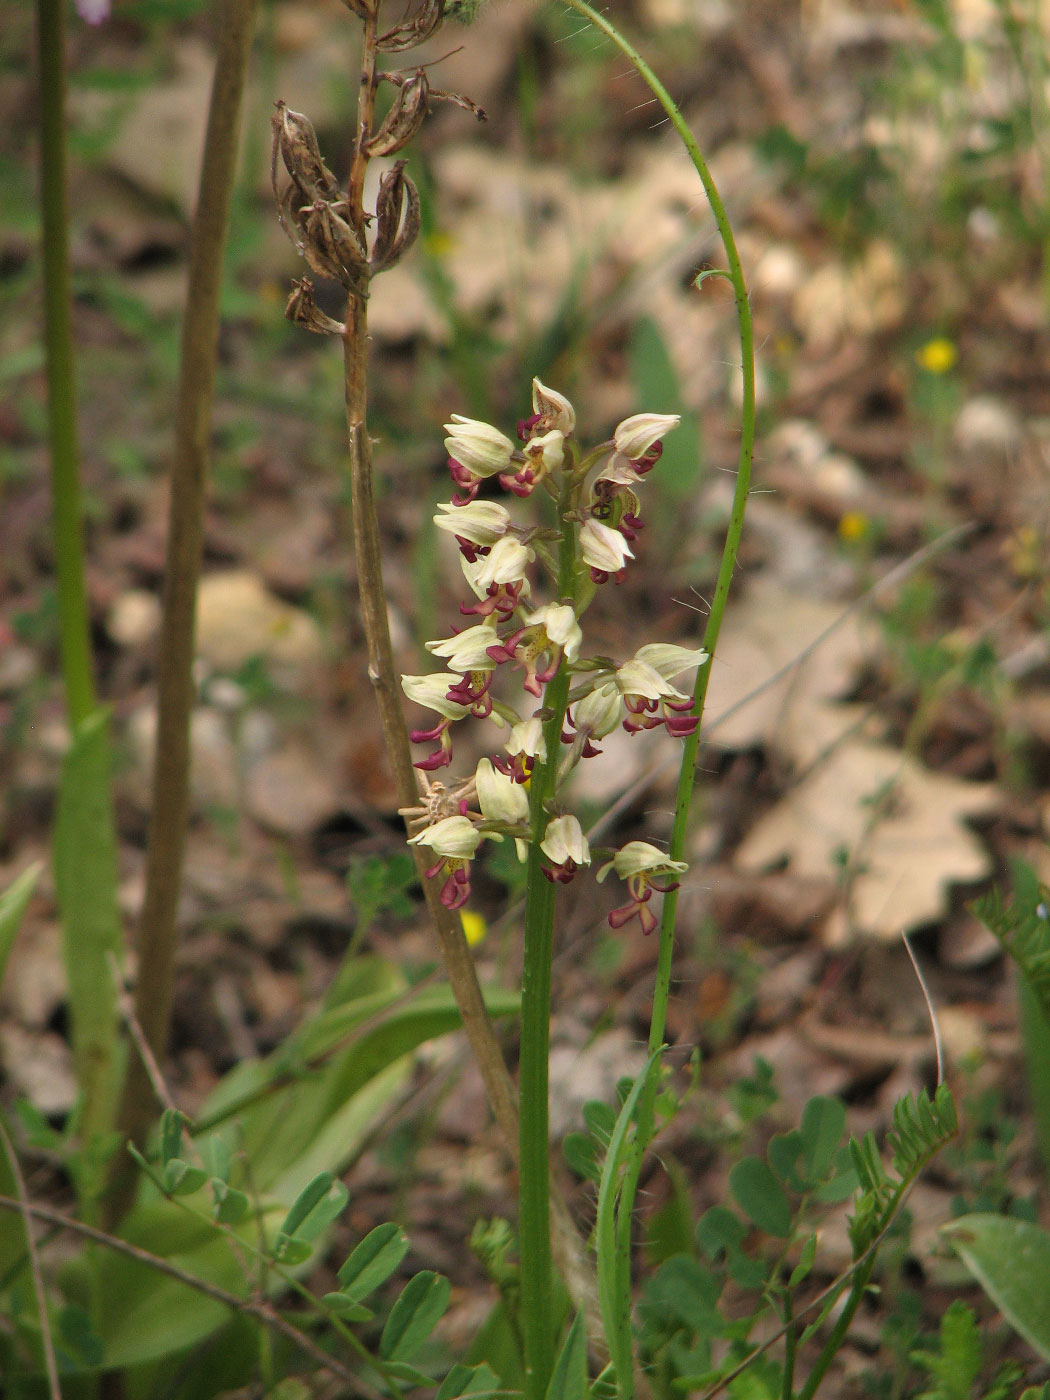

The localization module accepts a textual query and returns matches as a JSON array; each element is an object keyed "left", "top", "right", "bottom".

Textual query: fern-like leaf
[
  {"left": 848, "top": 1085, "right": 957, "bottom": 1255},
  {"left": 973, "top": 882, "right": 1050, "bottom": 1024}
]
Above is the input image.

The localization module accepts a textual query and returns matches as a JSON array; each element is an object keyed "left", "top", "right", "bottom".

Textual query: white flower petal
[
  {"left": 531, "top": 379, "right": 576, "bottom": 435},
  {"left": 434, "top": 500, "right": 511, "bottom": 545},
  {"left": 613, "top": 412, "right": 680, "bottom": 460},
  {"left": 407, "top": 815, "right": 482, "bottom": 859},
  {"left": 426, "top": 622, "right": 499, "bottom": 672},
  {"left": 444, "top": 415, "right": 515, "bottom": 476},
  {"left": 541, "top": 815, "right": 590, "bottom": 867},
  {"left": 401, "top": 673, "right": 470, "bottom": 719},
  {"left": 574, "top": 682, "right": 622, "bottom": 739},
  {"left": 506, "top": 717, "right": 547, "bottom": 760},
  {"left": 579, "top": 519, "right": 634, "bottom": 573},
  {"left": 633, "top": 643, "right": 708, "bottom": 681},
  {"left": 475, "top": 757, "right": 530, "bottom": 824},
  {"left": 614, "top": 660, "right": 686, "bottom": 702}
]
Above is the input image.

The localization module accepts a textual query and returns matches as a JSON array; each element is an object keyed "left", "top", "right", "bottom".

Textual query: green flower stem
[
  {"left": 560, "top": 6, "right": 756, "bottom": 1395},
  {"left": 37, "top": 0, "right": 95, "bottom": 728},
  {"left": 795, "top": 1260, "right": 874, "bottom": 1400},
  {"left": 519, "top": 478, "right": 578, "bottom": 1400}
]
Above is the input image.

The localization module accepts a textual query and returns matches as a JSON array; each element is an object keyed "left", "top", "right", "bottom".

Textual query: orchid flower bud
[
  {"left": 467, "top": 536, "right": 535, "bottom": 591},
  {"left": 402, "top": 672, "right": 471, "bottom": 719},
  {"left": 613, "top": 413, "right": 680, "bottom": 460},
  {"left": 540, "top": 815, "right": 590, "bottom": 869},
  {"left": 524, "top": 603, "right": 582, "bottom": 664},
  {"left": 408, "top": 814, "right": 484, "bottom": 860},
  {"left": 531, "top": 379, "right": 576, "bottom": 436},
  {"left": 444, "top": 415, "right": 516, "bottom": 476},
  {"left": 579, "top": 519, "right": 634, "bottom": 575},
  {"left": 506, "top": 717, "right": 547, "bottom": 763},
  {"left": 434, "top": 500, "right": 511, "bottom": 546},
  {"left": 426, "top": 622, "right": 501, "bottom": 673},
  {"left": 573, "top": 682, "right": 622, "bottom": 740},
  {"left": 475, "top": 757, "right": 530, "bottom": 825},
  {"left": 633, "top": 643, "right": 708, "bottom": 680}
]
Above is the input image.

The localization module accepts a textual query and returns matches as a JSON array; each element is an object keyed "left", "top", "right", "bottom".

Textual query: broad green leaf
[
  {"left": 90, "top": 1199, "right": 286, "bottom": 1369},
  {"left": 546, "top": 1314, "right": 587, "bottom": 1400},
  {"left": 943, "top": 1215, "right": 1050, "bottom": 1362},
  {"left": 160, "top": 1109, "right": 186, "bottom": 1167},
  {"left": 380, "top": 1270, "right": 451, "bottom": 1362},
  {"left": 211, "top": 1180, "right": 249, "bottom": 1224},
  {"left": 54, "top": 711, "right": 123, "bottom": 1144},
  {"left": 274, "top": 1178, "right": 347, "bottom": 1262},
  {"left": 384, "top": 1360, "right": 439, "bottom": 1388},
  {"left": 582, "top": 1100, "right": 616, "bottom": 1143},
  {"left": 338, "top": 1222, "right": 410, "bottom": 1300},
  {"left": 161, "top": 1159, "right": 207, "bottom": 1196},
  {"left": 321, "top": 1293, "right": 373, "bottom": 1322},
  {"left": 279, "top": 1172, "right": 337, "bottom": 1238},
  {"left": 563, "top": 1131, "right": 600, "bottom": 1182},
  {"left": 696, "top": 1205, "right": 745, "bottom": 1260},
  {"left": 272, "top": 1236, "right": 313, "bottom": 1266},
  {"left": 729, "top": 1157, "right": 792, "bottom": 1238},
  {"left": 437, "top": 1362, "right": 501, "bottom": 1400},
  {"left": 800, "top": 1095, "right": 846, "bottom": 1182},
  {"left": 0, "top": 862, "right": 42, "bottom": 997},
  {"left": 767, "top": 1129, "right": 804, "bottom": 1190}
]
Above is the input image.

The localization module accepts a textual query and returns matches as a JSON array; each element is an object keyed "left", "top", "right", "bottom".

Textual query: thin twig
[
  {"left": 0, "top": 1193, "right": 381, "bottom": 1396},
  {"left": 902, "top": 933, "right": 944, "bottom": 1086},
  {"left": 0, "top": 1125, "right": 62, "bottom": 1400}
]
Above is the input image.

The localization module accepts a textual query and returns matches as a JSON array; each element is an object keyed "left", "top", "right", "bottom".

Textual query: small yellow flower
[
  {"left": 838, "top": 510, "right": 870, "bottom": 543},
  {"left": 916, "top": 337, "right": 957, "bottom": 374},
  {"left": 461, "top": 909, "right": 488, "bottom": 947}
]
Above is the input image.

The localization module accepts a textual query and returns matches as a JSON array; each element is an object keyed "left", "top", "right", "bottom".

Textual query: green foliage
[
  {"left": 944, "top": 1215, "right": 1050, "bottom": 1365},
  {"left": 0, "top": 864, "right": 42, "bottom": 998},
  {"left": 910, "top": 1299, "right": 1023, "bottom": 1400}
]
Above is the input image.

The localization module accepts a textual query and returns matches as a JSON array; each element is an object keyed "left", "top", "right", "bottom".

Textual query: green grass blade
[
  {"left": 596, "top": 1050, "right": 662, "bottom": 1399},
  {"left": 54, "top": 710, "right": 123, "bottom": 1165},
  {"left": 0, "top": 863, "right": 43, "bottom": 997}
]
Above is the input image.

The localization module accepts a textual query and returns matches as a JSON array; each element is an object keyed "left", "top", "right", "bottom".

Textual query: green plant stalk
[
  {"left": 518, "top": 479, "right": 578, "bottom": 1400},
  {"left": 36, "top": 0, "right": 96, "bottom": 729},
  {"left": 1018, "top": 975, "right": 1050, "bottom": 1178},
  {"left": 37, "top": 0, "right": 124, "bottom": 1177},
  {"left": 560, "top": 5, "right": 755, "bottom": 1392},
  {"left": 795, "top": 1258, "right": 875, "bottom": 1400},
  {"left": 111, "top": 0, "right": 259, "bottom": 1218}
]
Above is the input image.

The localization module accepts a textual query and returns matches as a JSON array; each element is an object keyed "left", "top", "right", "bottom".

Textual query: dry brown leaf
[{"left": 734, "top": 738, "right": 996, "bottom": 940}]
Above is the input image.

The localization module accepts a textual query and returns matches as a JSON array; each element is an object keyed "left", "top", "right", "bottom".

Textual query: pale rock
[
  {"left": 548, "top": 1027, "right": 648, "bottom": 1140},
  {"left": 792, "top": 241, "right": 905, "bottom": 348},
  {"left": 810, "top": 451, "right": 868, "bottom": 507},
  {"left": 107, "top": 588, "right": 161, "bottom": 648},
  {"left": 1, "top": 922, "right": 66, "bottom": 1026},
  {"left": 936, "top": 1005, "right": 987, "bottom": 1062},
  {"left": 196, "top": 570, "right": 324, "bottom": 678},
  {"left": 953, "top": 396, "right": 1023, "bottom": 455},
  {"left": 753, "top": 242, "right": 805, "bottom": 298},
  {"left": 128, "top": 704, "right": 239, "bottom": 812},
  {"left": 0, "top": 643, "right": 37, "bottom": 694},
  {"left": 0, "top": 1026, "right": 77, "bottom": 1116},
  {"left": 767, "top": 419, "right": 828, "bottom": 470},
  {"left": 245, "top": 742, "right": 340, "bottom": 836}
]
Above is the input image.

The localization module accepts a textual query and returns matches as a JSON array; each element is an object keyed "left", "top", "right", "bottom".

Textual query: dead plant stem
[{"left": 112, "top": 0, "right": 258, "bottom": 1216}]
